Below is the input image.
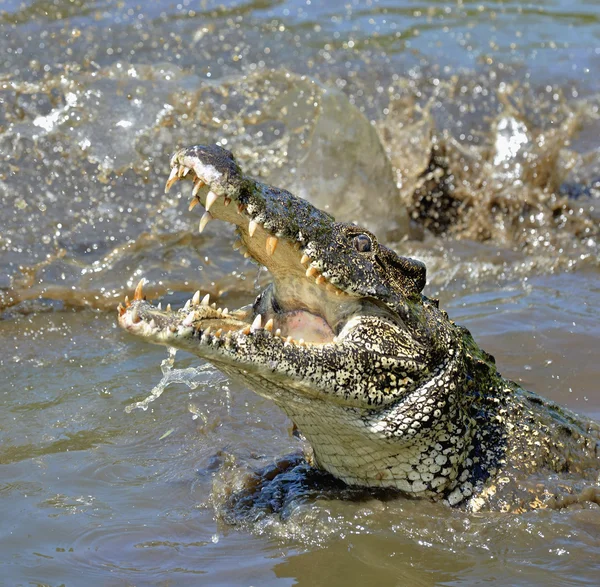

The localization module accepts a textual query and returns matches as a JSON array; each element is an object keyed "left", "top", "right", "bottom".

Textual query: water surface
[{"left": 1, "top": 1, "right": 599, "bottom": 585}]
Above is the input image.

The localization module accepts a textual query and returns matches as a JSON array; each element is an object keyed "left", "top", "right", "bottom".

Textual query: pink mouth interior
[{"left": 277, "top": 310, "right": 334, "bottom": 343}]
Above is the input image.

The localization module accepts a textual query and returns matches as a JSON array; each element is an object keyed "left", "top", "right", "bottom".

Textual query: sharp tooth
[
  {"left": 211, "top": 302, "right": 216, "bottom": 309},
  {"left": 316, "top": 275, "right": 326, "bottom": 285},
  {"left": 275, "top": 328, "right": 281, "bottom": 337},
  {"left": 192, "top": 178, "right": 204, "bottom": 197},
  {"left": 286, "top": 336, "right": 293, "bottom": 344},
  {"left": 215, "top": 328, "right": 223, "bottom": 337},
  {"left": 266, "top": 236, "right": 278, "bottom": 256},
  {"left": 250, "top": 314, "right": 262, "bottom": 331},
  {"left": 131, "top": 307, "right": 141, "bottom": 323},
  {"left": 183, "top": 299, "right": 191, "bottom": 311},
  {"left": 205, "top": 190, "right": 219, "bottom": 212},
  {"left": 241, "top": 325, "right": 251, "bottom": 335},
  {"left": 264, "top": 318, "right": 274, "bottom": 332},
  {"left": 192, "top": 290, "right": 201, "bottom": 305},
  {"left": 178, "top": 165, "right": 188, "bottom": 178},
  {"left": 298, "top": 338, "right": 305, "bottom": 346},
  {"left": 224, "top": 197, "right": 232, "bottom": 207},
  {"left": 243, "top": 252, "right": 251, "bottom": 259},
  {"left": 189, "top": 196, "right": 201, "bottom": 211},
  {"left": 237, "top": 203, "right": 245, "bottom": 215},
  {"left": 199, "top": 211, "right": 213, "bottom": 233},
  {"left": 166, "top": 303, "right": 172, "bottom": 312},
  {"left": 216, "top": 308, "right": 223, "bottom": 316},
  {"left": 248, "top": 219, "right": 258, "bottom": 237},
  {"left": 222, "top": 308, "right": 229, "bottom": 316},
  {"left": 306, "top": 267, "right": 319, "bottom": 278},
  {"left": 201, "top": 293, "right": 210, "bottom": 306},
  {"left": 165, "top": 166, "right": 179, "bottom": 193},
  {"left": 301, "top": 254, "right": 310, "bottom": 265},
  {"left": 117, "top": 303, "right": 125, "bottom": 316},
  {"left": 182, "top": 312, "right": 195, "bottom": 326},
  {"left": 124, "top": 295, "right": 130, "bottom": 307},
  {"left": 134, "top": 278, "right": 146, "bottom": 301},
  {"left": 157, "top": 302, "right": 162, "bottom": 310},
  {"left": 149, "top": 319, "right": 157, "bottom": 329},
  {"left": 203, "top": 326, "right": 212, "bottom": 337}
]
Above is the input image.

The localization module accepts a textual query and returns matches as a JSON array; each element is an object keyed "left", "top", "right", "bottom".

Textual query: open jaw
[{"left": 118, "top": 144, "right": 368, "bottom": 368}]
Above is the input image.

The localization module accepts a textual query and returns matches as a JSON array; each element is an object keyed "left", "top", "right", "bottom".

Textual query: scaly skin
[{"left": 118, "top": 144, "right": 600, "bottom": 510}]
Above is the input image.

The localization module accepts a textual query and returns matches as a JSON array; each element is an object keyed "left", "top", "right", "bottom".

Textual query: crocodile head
[{"left": 118, "top": 144, "right": 493, "bottom": 506}]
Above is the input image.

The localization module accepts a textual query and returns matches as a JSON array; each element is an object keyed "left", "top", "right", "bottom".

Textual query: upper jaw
[{"left": 166, "top": 144, "right": 346, "bottom": 298}]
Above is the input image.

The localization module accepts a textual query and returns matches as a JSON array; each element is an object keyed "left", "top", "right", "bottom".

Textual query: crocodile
[{"left": 118, "top": 144, "right": 600, "bottom": 511}]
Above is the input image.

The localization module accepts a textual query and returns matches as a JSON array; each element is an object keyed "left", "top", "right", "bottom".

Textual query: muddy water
[{"left": 1, "top": 0, "right": 599, "bottom": 585}]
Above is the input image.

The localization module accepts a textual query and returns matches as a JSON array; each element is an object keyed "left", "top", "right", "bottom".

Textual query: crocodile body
[{"left": 118, "top": 144, "right": 600, "bottom": 511}]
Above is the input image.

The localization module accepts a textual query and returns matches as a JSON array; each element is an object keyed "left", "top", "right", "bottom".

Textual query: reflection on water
[{"left": 1, "top": 0, "right": 599, "bottom": 585}]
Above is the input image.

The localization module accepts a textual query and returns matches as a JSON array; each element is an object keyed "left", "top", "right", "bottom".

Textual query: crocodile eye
[{"left": 353, "top": 234, "right": 372, "bottom": 253}]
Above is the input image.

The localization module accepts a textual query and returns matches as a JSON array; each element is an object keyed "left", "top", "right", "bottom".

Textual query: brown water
[{"left": 1, "top": 1, "right": 600, "bottom": 585}]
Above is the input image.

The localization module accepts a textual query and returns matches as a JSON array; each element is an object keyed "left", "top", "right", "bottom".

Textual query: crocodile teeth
[
  {"left": 248, "top": 219, "right": 258, "bottom": 237},
  {"left": 203, "top": 326, "right": 212, "bottom": 337},
  {"left": 300, "top": 254, "right": 310, "bottom": 265},
  {"left": 157, "top": 302, "right": 162, "bottom": 310},
  {"left": 266, "top": 236, "right": 278, "bottom": 256},
  {"left": 306, "top": 267, "right": 319, "bottom": 279},
  {"left": 264, "top": 318, "right": 274, "bottom": 332},
  {"left": 222, "top": 308, "right": 229, "bottom": 316},
  {"left": 118, "top": 303, "right": 125, "bottom": 316},
  {"left": 178, "top": 165, "right": 189, "bottom": 178},
  {"left": 205, "top": 190, "right": 219, "bottom": 212},
  {"left": 250, "top": 314, "right": 262, "bottom": 332},
  {"left": 148, "top": 319, "right": 157, "bottom": 329},
  {"left": 275, "top": 328, "right": 281, "bottom": 337},
  {"left": 316, "top": 275, "right": 326, "bottom": 285},
  {"left": 189, "top": 196, "right": 201, "bottom": 211},
  {"left": 224, "top": 197, "right": 231, "bottom": 207},
  {"left": 237, "top": 203, "right": 245, "bottom": 215},
  {"left": 192, "top": 290, "right": 201, "bottom": 305},
  {"left": 183, "top": 299, "right": 191, "bottom": 311},
  {"left": 131, "top": 306, "right": 141, "bottom": 323},
  {"left": 182, "top": 312, "right": 195, "bottom": 327},
  {"left": 166, "top": 303, "right": 172, "bottom": 312},
  {"left": 201, "top": 293, "right": 210, "bottom": 306},
  {"left": 134, "top": 278, "right": 146, "bottom": 301},
  {"left": 192, "top": 178, "right": 204, "bottom": 197},
  {"left": 215, "top": 328, "right": 223, "bottom": 337},
  {"left": 165, "top": 166, "right": 179, "bottom": 193},
  {"left": 124, "top": 295, "right": 130, "bottom": 307},
  {"left": 199, "top": 211, "right": 213, "bottom": 233}
]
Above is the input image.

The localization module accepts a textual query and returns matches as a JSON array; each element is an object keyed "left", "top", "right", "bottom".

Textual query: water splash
[{"left": 124, "top": 347, "right": 218, "bottom": 413}]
